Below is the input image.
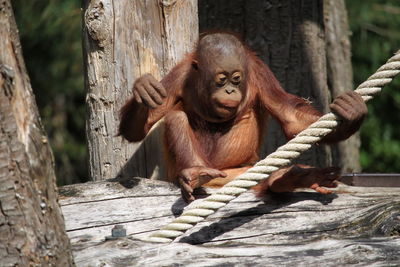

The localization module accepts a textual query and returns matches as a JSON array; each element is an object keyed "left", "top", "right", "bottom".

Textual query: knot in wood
[{"left": 84, "top": 0, "right": 111, "bottom": 48}]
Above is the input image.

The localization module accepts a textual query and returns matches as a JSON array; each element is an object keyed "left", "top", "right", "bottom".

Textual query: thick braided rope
[{"left": 147, "top": 50, "right": 400, "bottom": 243}]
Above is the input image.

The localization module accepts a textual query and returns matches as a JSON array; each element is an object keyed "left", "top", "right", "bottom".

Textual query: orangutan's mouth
[{"left": 216, "top": 100, "right": 240, "bottom": 109}]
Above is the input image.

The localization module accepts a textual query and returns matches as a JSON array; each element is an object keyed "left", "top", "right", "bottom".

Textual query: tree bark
[
  {"left": 0, "top": 1, "right": 74, "bottom": 266},
  {"left": 83, "top": 0, "right": 198, "bottom": 181},
  {"left": 199, "top": 0, "right": 359, "bottom": 170}
]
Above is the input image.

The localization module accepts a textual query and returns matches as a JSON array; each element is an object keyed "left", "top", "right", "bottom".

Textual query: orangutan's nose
[{"left": 225, "top": 88, "right": 235, "bottom": 94}]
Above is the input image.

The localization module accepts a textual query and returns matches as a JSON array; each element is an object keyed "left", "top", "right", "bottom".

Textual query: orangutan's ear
[{"left": 191, "top": 60, "right": 199, "bottom": 70}]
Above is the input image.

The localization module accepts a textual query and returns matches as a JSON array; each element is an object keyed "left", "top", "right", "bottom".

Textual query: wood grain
[
  {"left": 82, "top": 0, "right": 198, "bottom": 181},
  {"left": 60, "top": 178, "right": 400, "bottom": 266}
]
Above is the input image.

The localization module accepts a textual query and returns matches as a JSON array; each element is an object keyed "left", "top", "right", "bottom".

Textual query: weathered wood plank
[
  {"left": 59, "top": 176, "right": 180, "bottom": 205},
  {"left": 60, "top": 178, "right": 400, "bottom": 266}
]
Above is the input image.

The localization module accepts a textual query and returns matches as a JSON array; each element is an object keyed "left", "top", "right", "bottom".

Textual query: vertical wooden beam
[
  {"left": 324, "top": 0, "right": 360, "bottom": 172},
  {"left": 83, "top": 0, "right": 198, "bottom": 180}
]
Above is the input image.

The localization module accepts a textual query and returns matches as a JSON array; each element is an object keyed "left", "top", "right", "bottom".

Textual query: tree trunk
[
  {"left": 83, "top": 0, "right": 198, "bottom": 181},
  {"left": 199, "top": 0, "right": 359, "bottom": 170},
  {"left": 0, "top": 1, "right": 74, "bottom": 266}
]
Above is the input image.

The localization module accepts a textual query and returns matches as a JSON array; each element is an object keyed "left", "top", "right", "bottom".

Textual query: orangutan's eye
[
  {"left": 215, "top": 73, "right": 227, "bottom": 86},
  {"left": 231, "top": 72, "right": 241, "bottom": 84}
]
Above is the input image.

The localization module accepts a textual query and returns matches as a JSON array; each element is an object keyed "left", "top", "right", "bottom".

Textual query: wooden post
[
  {"left": 0, "top": 1, "right": 74, "bottom": 265},
  {"left": 83, "top": 0, "right": 198, "bottom": 181},
  {"left": 199, "top": 0, "right": 359, "bottom": 171},
  {"left": 324, "top": 0, "right": 360, "bottom": 172}
]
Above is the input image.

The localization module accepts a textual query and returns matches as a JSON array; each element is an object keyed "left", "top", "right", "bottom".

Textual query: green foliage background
[
  {"left": 11, "top": 1, "right": 400, "bottom": 185},
  {"left": 13, "top": 0, "right": 86, "bottom": 185}
]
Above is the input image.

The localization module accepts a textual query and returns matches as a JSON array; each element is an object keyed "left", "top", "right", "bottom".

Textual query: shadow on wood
[
  {"left": 117, "top": 121, "right": 167, "bottom": 181},
  {"left": 180, "top": 192, "right": 338, "bottom": 245}
]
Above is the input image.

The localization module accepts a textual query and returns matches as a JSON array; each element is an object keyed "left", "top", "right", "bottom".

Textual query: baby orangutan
[{"left": 119, "top": 33, "right": 367, "bottom": 202}]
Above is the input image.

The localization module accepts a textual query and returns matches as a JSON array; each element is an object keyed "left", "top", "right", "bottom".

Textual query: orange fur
[
  {"left": 119, "top": 33, "right": 329, "bottom": 196},
  {"left": 203, "top": 166, "right": 251, "bottom": 188}
]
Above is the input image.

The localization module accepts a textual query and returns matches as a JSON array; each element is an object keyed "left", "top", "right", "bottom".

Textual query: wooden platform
[{"left": 59, "top": 177, "right": 400, "bottom": 266}]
